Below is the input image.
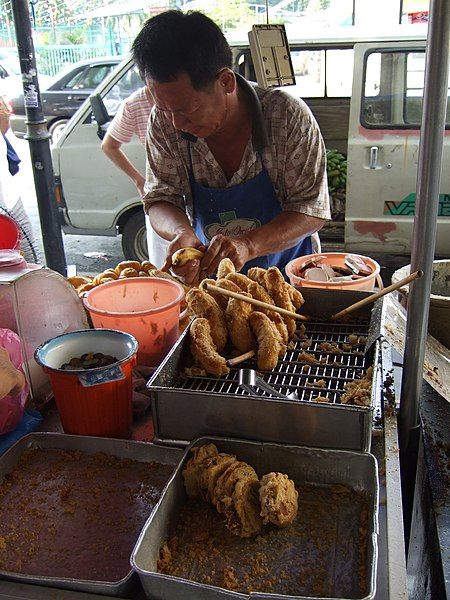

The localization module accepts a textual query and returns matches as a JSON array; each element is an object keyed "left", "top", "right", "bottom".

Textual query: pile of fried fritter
[
  {"left": 186, "top": 259, "right": 304, "bottom": 376},
  {"left": 182, "top": 443, "right": 298, "bottom": 538}
]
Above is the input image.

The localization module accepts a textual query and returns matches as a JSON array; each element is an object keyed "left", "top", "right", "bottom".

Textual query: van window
[
  {"left": 361, "top": 49, "right": 450, "bottom": 128},
  {"left": 103, "top": 64, "right": 143, "bottom": 115}
]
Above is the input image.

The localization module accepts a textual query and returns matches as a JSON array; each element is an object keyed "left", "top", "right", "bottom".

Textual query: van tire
[{"left": 121, "top": 211, "right": 148, "bottom": 262}]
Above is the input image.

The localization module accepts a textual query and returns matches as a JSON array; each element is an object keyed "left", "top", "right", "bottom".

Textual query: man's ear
[{"left": 217, "top": 68, "right": 236, "bottom": 94}]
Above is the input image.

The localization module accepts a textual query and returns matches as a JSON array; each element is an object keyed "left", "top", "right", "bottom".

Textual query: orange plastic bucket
[
  {"left": 35, "top": 329, "right": 138, "bottom": 438},
  {"left": 83, "top": 277, "right": 184, "bottom": 366},
  {"left": 285, "top": 253, "right": 383, "bottom": 291}
]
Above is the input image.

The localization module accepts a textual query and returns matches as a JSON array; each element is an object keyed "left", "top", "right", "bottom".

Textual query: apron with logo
[{"left": 189, "top": 147, "right": 312, "bottom": 273}]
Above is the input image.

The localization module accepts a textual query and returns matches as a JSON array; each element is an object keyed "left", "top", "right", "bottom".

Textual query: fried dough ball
[
  {"left": 190, "top": 318, "right": 229, "bottom": 377},
  {"left": 225, "top": 292, "right": 254, "bottom": 353},
  {"left": 119, "top": 267, "right": 139, "bottom": 278},
  {"left": 77, "top": 282, "right": 96, "bottom": 296},
  {"left": 67, "top": 275, "right": 92, "bottom": 289},
  {"left": 115, "top": 260, "right": 141, "bottom": 275},
  {"left": 217, "top": 257, "right": 236, "bottom": 280},
  {"left": 186, "top": 289, "right": 227, "bottom": 352},
  {"left": 199, "top": 454, "right": 237, "bottom": 503},
  {"left": 249, "top": 311, "right": 285, "bottom": 370},
  {"left": 93, "top": 269, "right": 119, "bottom": 285},
  {"left": 247, "top": 281, "right": 288, "bottom": 345},
  {"left": 259, "top": 472, "right": 298, "bottom": 527},
  {"left": 265, "top": 266, "right": 297, "bottom": 337},
  {"left": 138, "top": 270, "right": 149, "bottom": 277},
  {"left": 140, "top": 260, "right": 157, "bottom": 273},
  {"left": 213, "top": 461, "right": 258, "bottom": 511}
]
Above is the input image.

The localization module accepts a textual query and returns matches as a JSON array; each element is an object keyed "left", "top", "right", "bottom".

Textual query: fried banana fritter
[
  {"left": 186, "top": 288, "right": 227, "bottom": 352},
  {"left": 247, "top": 266, "right": 268, "bottom": 289},
  {"left": 190, "top": 318, "right": 229, "bottom": 377},
  {"left": 249, "top": 311, "right": 285, "bottom": 370},
  {"left": 199, "top": 278, "right": 228, "bottom": 310},
  {"left": 215, "top": 278, "right": 242, "bottom": 310},
  {"left": 217, "top": 257, "right": 236, "bottom": 280},
  {"left": 259, "top": 472, "right": 298, "bottom": 527},
  {"left": 225, "top": 272, "right": 253, "bottom": 292},
  {"left": 225, "top": 292, "right": 254, "bottom": 353},
  {"left": 265, "top": 266, "right": 297, "bottom": 337},
  {"left": 247, "top": 280, "right": 289, "bottom": 345}
]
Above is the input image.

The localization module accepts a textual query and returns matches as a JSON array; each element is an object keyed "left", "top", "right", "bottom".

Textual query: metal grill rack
[{"left": 178, "top": 318, "right": 372, "bottom": 405}]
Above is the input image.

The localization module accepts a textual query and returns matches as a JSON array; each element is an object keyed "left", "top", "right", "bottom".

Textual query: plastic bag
[{"left": 0, "top": 328, "right": 28, "bottom": 435}]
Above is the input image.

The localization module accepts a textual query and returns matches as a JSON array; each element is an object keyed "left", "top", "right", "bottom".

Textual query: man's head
[
  {"left": 132, "top": 11, "right": 238, "bottom": 139},
  {"left": 132, "top": 10, "right": 232, "bottom": 90}
]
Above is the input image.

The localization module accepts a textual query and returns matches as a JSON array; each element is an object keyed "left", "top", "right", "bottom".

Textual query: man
[
  {"left": 101, "top": 86, "right": 168, "bottom": 266},
  {"left": 132, "top": 11, "right": 330, "bottom": 284}
]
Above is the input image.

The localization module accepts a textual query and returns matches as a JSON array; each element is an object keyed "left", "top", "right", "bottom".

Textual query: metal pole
[
  {"left": 398, "top": 0, "right": 450, "bottom": 535},
  {"left": 11, "top": 0, "right": 67, "bottom": 275}
]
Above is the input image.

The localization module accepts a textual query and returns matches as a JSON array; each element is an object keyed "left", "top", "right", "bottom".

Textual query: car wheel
[
  {"left": 48, "top": 118, "right": 69, "bottom": 144},
  {"left": 121, "top": 211, "right": 148, "bottom": 262}
]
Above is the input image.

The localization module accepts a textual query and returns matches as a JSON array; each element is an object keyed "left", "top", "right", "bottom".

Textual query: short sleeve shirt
[
  {"left": 143, "top": 76, "right": 330, "bottom": 223},
  {"left": 107, "top": 87, "right": 153, "bottom": 146}
]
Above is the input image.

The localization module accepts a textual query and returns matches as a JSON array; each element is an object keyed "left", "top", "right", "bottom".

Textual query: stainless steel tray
[
  {"left": 149, "top": 290, "right": 382, "bottom": 452},
  {"left": 131, "top": 436, "right": 379, "bottom": 600},
  {"left": 0, "top": 432, "right": 183, "bottom": 597}
]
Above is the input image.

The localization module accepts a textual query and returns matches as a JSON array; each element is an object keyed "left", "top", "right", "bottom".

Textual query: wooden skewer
[
  {"left": 330, "top": 270, "right": 423, "bottom": 321},
  {"left": 203, "top": 282, "right": 309, "bottom": 321},
  {"left": 226, "top": 350, "right": 256, "bottom": 367}
]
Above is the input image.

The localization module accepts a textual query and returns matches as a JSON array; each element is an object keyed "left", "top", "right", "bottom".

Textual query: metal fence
[{"left": 35, "top": 44, "right": 113, "bottom": 76}]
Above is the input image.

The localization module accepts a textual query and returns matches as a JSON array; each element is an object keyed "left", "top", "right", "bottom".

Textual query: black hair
[{"left": 132, "top": 10, "right": 233, "bottom": 90}]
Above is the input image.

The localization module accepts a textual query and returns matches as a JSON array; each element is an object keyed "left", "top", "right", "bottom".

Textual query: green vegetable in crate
[{"left": 326, "top": 149, "right": 347, "bottom": 193}]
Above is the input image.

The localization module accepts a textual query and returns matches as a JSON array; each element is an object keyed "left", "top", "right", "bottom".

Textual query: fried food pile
[
  {"left": 182, "top": 443, "right": 298, "bottom": 539},
  {"left": 67, "top": 260, "right": 189, "bottom": 299},
  {"left": 186, "top": 260, "right": 305, "bottom": 376}
]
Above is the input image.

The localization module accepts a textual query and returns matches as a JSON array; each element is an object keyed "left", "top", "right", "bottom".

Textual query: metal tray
[
  {"left": 0, "top": 432, "right": 183, "bottom": 597},
  {"left": 149, "top": 290, "right": 382, "bottom": 452},
  {"left": 131, "top": 436, "right": 379, "bottom": 600}
]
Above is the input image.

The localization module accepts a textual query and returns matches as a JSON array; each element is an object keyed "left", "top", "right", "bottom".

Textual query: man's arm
[
  {"left": 200, "top": 211, "right": 325, "bottom": 276},
  {"left": 102, "top": 132, "right": 145, "bottom": 196}
]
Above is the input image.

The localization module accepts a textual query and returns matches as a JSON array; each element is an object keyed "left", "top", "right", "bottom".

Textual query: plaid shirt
[{"left": 143, "top": 76, "right": 330, "bottom": 223}]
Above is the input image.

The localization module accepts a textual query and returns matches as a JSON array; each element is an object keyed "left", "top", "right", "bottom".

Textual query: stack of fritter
[
  {"left": 187, "top": 260, "right": 305, "bottom": 376},
  {"left": 182, "top": 444, "right": 298, "bottom": 539}
]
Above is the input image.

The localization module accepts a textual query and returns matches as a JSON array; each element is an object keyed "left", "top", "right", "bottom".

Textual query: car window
[
  {"left": 66, "top": 64, "right": 115, "bottom": 91},
  {"left": 103, "top": 64, "right": 143, "bottom": 115},
  {"left": 362, "top": 49, "right": 450, "bottom": 128}
]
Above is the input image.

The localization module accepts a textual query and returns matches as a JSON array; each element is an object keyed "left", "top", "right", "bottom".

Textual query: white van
[{"left": 51, "top": 25, "right": 450, "bottom": 261}]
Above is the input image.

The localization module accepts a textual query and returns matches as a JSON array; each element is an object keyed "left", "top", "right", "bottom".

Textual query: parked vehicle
[
  {"left": 9, "top": 56, "right": 121, "bottom": 142},
  {"left": 51, "top": 25, "right": 449, "bottom": 262}
]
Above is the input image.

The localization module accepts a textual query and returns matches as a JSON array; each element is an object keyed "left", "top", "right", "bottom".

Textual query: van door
[
  {"left": 346, "top": 41, "right": 450, "bottom": 256},
  {"left": 53, "top": 57, "right": 146, "bottom": 257}
]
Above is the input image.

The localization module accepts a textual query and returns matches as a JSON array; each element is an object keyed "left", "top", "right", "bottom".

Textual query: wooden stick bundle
[
  {"left": 203, "top": 282, "right": 309, "bottom": 321},
  {"left": 330, "top": 270, "right": 423, "bottom": 320}
]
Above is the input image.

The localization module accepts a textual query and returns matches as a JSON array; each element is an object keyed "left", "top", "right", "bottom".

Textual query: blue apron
[{"left": 189, "top": 147, "right": 312, "bottom": 273}]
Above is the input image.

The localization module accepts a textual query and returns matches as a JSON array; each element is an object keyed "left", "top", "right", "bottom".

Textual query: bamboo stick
[
  {"left": 330, "top": 270, "right": 423, "bottom": 320},
  {"left": 203, "top": 283, "right": 309, "bottom": 321},
  {"left": 226, "top": 350, "right": 256, "bottom": 367}
]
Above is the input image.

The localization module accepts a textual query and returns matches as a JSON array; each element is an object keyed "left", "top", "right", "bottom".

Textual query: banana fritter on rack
[
  {"left": 190, "top": 318, "right": 229, "bottom": 378},
  {"left": 217, "top": 257, "right": 236, "bottom": 280},
  {"left": 265, "top": 267, "right": 297, "bottom": 337},
  {"left": 249, "top": 312, "right": 286, "bottom": 371},
  {"left": 225, "top": 292, "right": 255, "bottom": 353},
  {"left": 186, "top": 288, "right": 228, "bottom": 352}
]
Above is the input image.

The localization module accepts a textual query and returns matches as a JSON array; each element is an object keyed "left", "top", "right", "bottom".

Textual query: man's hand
[
  {"left": 162, "top": 230, "right": 205, "bottom": 285},
  {"left": 199, "top": 234, "right": 253, "bottom": 278},
  {"left": 0, "top": 347, "right": 25, "bottom": 399}
]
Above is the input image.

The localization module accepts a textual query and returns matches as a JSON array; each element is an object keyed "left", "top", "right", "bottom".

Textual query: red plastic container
[
  {"left": 35, "top": 329, "right": 138, "bottom": 438},
  {"left": 0, "top": 214, "right": 20, "bottom": 250}
]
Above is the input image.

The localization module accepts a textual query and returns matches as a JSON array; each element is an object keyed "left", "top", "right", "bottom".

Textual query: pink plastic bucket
[
  {"left": 83, "top": 277, "right": 184, "bottom": 366},
  {"left": 285, "top": 253, "right": 383, "bottom": 291}
]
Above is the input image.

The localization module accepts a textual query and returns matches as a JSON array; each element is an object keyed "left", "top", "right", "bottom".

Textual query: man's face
[{"left": 147, "top": 71, "right": 229, "bottom": 139}]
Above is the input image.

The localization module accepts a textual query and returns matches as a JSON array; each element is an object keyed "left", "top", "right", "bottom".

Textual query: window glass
[
  {"left": 103, "top": 64, "right": 143, "bottom": 116},
  {"left": 72, "top": 64, "right": 114, "bottom": 90},
  {"left": 326, "top": 49, "right": 354, "bottom": 97},
  {"left": 64, "top": 68, "right": 85, "bottom": 89},
  {"left": 288, "top": 49, "right": 325, "bottom": 97},
  {"left": 362, "top": 49, "right": 450, "bottom": 128}
]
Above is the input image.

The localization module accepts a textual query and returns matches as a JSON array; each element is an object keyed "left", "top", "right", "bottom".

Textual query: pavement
[{"left": 14, "top": 137, "right": 410, "bottom": 283}]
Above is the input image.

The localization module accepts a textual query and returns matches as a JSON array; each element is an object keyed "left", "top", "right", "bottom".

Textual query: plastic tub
[
  {"left": 285, "top": 252, "right": 382, "bottom": 291},
  {"left": 35, "top": 329, "right": 138, "bottom": 438},
  {"left": 83, "top": 277, "right": 184, "bottom": 366}
]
